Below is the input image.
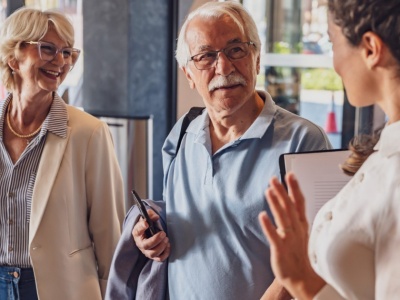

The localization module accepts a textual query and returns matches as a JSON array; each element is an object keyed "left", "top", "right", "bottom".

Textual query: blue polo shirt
[{"left": 163, "top": 91, "right": 331, "bottom": 300}]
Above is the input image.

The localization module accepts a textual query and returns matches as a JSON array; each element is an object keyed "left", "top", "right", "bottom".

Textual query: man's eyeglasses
[
  {"left": 189, "top": 41, "right": 255, "bottom": 70},
  {"left": 24, "top": 41, "right": 81, "bottom": 69}
]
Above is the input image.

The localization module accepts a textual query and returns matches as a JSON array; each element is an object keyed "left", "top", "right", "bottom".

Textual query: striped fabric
[{"left": 0, "top": 93, "right": 67, "bottom": 267}]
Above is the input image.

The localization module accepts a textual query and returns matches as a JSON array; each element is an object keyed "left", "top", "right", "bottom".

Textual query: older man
[{"left": 132, "top": 2, "right": 331, "bottom": 299}]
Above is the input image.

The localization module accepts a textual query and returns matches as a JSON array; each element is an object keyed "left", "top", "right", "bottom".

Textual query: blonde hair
[
  {"left": 175, "top": 1, "right": 261, "bottom": 68},
  {"left": 0, "top": 7, "right": 75, "bottom": 91}
]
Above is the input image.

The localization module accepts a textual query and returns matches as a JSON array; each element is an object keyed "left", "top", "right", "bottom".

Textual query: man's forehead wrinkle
[
  {"left": 191, "top": 37, "right": 244, "bottom": 53},
  {"left": 186, "top": 15, "right": 245, "bottom": 53}
]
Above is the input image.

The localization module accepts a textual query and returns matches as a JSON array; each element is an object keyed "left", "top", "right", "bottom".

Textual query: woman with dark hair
[{"left": 259, "top": 0, "right": 400, "bottom": 299}]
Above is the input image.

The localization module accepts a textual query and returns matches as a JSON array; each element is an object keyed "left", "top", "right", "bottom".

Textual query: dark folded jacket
[{"left": 106, "top": 200, "right": 168, "bottom": 300}]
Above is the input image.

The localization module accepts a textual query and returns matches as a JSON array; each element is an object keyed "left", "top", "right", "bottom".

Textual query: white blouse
[{"left": 309, "top": 121, "right": 400, "bottom": 300}]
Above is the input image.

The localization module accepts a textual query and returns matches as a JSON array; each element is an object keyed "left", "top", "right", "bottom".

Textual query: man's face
[{"left": 183, "top": 16, "right": 260, "bottom": 116}]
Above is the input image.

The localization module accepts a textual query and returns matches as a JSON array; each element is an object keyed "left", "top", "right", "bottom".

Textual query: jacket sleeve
[{"left": 85, "top": 121, "right": 126, "bottom": 296}]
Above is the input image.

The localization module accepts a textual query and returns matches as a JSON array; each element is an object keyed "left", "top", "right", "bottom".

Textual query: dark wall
[
  {"left": 128, "top": 0, "right": 177, "bottom": 199},
  {"left": 7, "top": 0, "right": 24, "bottom": 15},
  {"left": 83, "top": 0, "right": 129, "bottom": 115},
  {"left": 83, "top": 0, "right": 177, "bottom": 199}
]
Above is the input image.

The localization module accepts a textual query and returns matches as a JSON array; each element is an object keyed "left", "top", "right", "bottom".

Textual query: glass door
[{"left": 243, "top": 0, "right": 343, "bottom": 148}]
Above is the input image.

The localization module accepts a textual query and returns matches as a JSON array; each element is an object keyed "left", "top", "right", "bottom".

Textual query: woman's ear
[
  {"left": 8, "top": 58, "right": 18, "bottom": 73},
  {"left": 360, "top": 32, "right": 383, "bottom": 70}
]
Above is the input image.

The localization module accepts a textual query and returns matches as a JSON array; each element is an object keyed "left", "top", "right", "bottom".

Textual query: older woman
[
  {"left": 0, "top": 8, "right": 125, "bottom": 299},
  {"left": 260, "top": 0, "right": 400, "bottom": 299}
]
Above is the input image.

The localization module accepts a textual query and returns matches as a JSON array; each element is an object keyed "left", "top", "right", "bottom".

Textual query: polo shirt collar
[{"left": 187, "top": 90, "right": 277, "bottom": 141}]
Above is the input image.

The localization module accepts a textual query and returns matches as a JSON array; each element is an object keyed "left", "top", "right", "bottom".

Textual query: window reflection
[
  {"left": 243, "top": 0, "right": 343, "bottom": 148},
  {"left": 25, "top": 0, "right": 79, "bottom": 13},
  {"left": 0, "top": 0, "right": 6, "bottom": 22}
]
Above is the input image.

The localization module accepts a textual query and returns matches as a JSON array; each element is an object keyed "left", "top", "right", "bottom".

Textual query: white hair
[{"left": 175, "top": 1, "right": 261, "bottom": 69}]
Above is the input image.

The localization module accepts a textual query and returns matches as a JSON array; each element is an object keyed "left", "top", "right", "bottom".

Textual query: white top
[{"left": 309, "top": 120, "right": 400, "bottom": 299}]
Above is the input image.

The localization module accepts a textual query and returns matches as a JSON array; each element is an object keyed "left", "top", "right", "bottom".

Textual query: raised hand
[{"left": 258, "top": 173, "right": 325, "bottom": 300}]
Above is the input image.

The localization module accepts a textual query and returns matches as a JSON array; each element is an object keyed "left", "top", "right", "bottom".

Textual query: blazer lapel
[{"left": 29, "top": 129, "right": 71, "bottom": 244}]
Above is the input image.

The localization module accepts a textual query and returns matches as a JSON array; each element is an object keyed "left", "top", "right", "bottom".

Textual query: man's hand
[{"left": 132, "top": 209, "right": 170, "bottom": 262}]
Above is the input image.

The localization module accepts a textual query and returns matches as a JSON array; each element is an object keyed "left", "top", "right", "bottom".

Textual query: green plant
[
  {"left": 301, "top": 68, "right": 343, "bottom": 91},
  {"left": 273, "top": 41, "right": 291, "bottom": 54}
]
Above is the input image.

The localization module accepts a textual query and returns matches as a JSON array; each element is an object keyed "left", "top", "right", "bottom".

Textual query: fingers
[
  {"left": 132, "top": 213, "right": 170, "bottom": 262},
  {"left": 261, "top": 175, "right": 317, "bottom": 296},
  {"left": 131, "top": 209, "right": 160, "bottom": 239},
  {"left": 156, "top": 241, "right": 171, "bottom": 262},
  {"left": 147, "top": 209, "right": 160, "bottom": 222},
  {"left": 266, "top": 177, "right": 298, "bottom": 232},
  {"left": 265, "top": 186, "right": 292, "bottom": 233},
  {"left": 131, "top": 215, "right": 148, "bottom": 239},
  {"left": 258, "top": 211, "right": 280, "bottom": 248},
  {"left": 266, "top": 174, "right": 309, "bottom": 238},
  {"left": 285, "top": 173, "right": 307, "bottom": 224},
  {"left": 139, "top": 231, "right": 170, "bottom": 262}
]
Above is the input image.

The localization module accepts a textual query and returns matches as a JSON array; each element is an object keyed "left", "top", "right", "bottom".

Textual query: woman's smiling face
[{"left": 13, "top": 26, "right": 71, "bottom": 95}]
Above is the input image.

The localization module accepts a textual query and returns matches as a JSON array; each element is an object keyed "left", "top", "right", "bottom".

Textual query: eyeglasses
[
  {"left": 189, "top": 41, "right": 255, "bottom": 70},
  {"left": 24, "top": 41, "right": 81, "bottom": 69}
]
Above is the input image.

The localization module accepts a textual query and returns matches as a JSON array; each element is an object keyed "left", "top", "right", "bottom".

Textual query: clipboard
[{"left": 279, "top": 149, "right": 351, "bottom": 223}]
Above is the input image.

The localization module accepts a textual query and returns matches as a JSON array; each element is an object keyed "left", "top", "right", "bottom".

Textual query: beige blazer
[{"left": 29, "top": 105, "right": 125, "bottom": 300}]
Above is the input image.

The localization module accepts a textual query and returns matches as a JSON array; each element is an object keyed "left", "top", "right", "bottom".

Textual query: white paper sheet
[{"left": 281, "top": 150, "right": 351, "bottom": 224}]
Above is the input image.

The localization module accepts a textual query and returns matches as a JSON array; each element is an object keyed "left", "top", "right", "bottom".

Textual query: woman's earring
[{"left": 11, "top": 70, "right": 15, "bottom": 75}]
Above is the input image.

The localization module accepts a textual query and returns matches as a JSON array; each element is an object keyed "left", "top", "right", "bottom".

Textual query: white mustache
[{"left": 208, "top": 74, "right": 247, "bottom": 92}]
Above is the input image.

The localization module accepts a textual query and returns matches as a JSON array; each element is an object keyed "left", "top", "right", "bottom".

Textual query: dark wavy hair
[
  {"left": 328, "top": 0, "right": 400, "bottom": 175},
  {"left": 340, "top": 130, "right": 381, "bottom": 176},
  {"left": 328, "top": 0, "right": 400, "bottom": 61}
]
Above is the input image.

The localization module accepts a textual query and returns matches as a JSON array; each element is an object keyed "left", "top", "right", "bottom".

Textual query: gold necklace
[{"left": 6, "top": 102, "right": 42, "bottom": 139}]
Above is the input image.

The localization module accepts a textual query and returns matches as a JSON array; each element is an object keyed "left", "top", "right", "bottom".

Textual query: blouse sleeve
[
  {"left": 313, "top": 284, "right": 345, "bottom": 300},
  {"left": 374, "top": 185, "right": 400, "bottom": 297}
]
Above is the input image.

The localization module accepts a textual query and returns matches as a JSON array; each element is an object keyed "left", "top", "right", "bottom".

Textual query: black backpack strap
[{"left": 176, "top": 107, "right": 205, "bottom": 153}]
